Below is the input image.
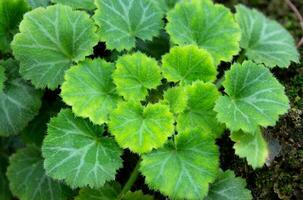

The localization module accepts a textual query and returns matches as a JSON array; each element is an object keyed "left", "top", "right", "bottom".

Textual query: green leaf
[
  {"left": 123, "top": 191, "right": 154, "bottom": 200},
  {"left": 0, "top": 0, "right": 29, "bottom": 53},
  {"left": 162, "top": 86, "right": 187, "bottom": 114},
  {"left": 205, "top": 170, "right": 252, "bottom": 200},
  {"left": 113, "top": 53, "right": 162, "bottom": 101},
  {"left": 235, "top": 5, "right": 299, "bottom": 68},
  {"left": 0, "top": 154, "right": 11, "bottom": 200},
  {"left": 162, "top": 45, "right": 217, "bottom": 84},
  {"left": 166, "top": 0, "right": 241, "bottom": 64},
  {"left": 61, "top": 59, "right": 121, "bottom": 125},
  {"left": 177, "top": 81, "right": 224, "bottom": 138},
  {"left": 0, "top": 65, "right": 6, "bottom": 91},
  {"left": 42, "top": 109, "right": 123, "bottom": 188},
  {"left": 76, "top": 182, "right": 121, "bottom": 200},
  {"left": 140, "top": 130, "right": 219, "bottom": 200},
  {"left": 109, "top": 101, "right": 174, "bottom": 154},
  {"left": 152, "top": 0, "right": 182, "bottom": 13},
  {"left": 230, "top": 129, "right": 268, "bottom": 169},
  {"left": 214, "top": 61, "right": 289, "bottom": 133},
  {"left": 52, "top": 0, "right": 96, "bottom": 10},
  {"left": 27, "top": 0, "right": 50, "bottom": 8},
  {"left": 12, "top": 4, "right": 98, "bottom": 89},
  {"left": 94, "top": 0, "right": 163, "bottom": 51},
  {"left": 7, "top": 146, "right": 71, "bottom": 200},
  {"left": 0, "top": 59, "right": 42, "bottom": 137}
]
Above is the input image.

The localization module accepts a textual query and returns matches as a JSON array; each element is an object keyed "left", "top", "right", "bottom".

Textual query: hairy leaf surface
[
  {"left": 52, "top": 0, "right": 96, "bottom": 10},
  {"left": 231, "top": 129, "right": 268, "bottom": 169},
  {"left": 236, "top": 5, "right": 299, "bottom": 68},
  {"left": 214, "top": 61, "right": 289, "bottom": 133},
  {"left": 162, "top": 86, "right": 187, "bottom": 114},
  {"left": 42, "top": 109, "right": 123, "bottom": 188},
  {"left": 166, "top": 0, "right": 241, "bottom": 64},
  {"left": 7, "top": 146, "right": 71, "bottom": 200},
  {"left": 177, "top": 81, "right": 224, "bottom": 138},
  {"left": 113, "top": 53, "right": 162, "bottom": 101},
  {"left": 0, "top": 0, "right": 28, "bottom": 53},
  {"left": 12, "top": 5, "right": 98, "bottom": 89},
  {"left": 94, "top": 0, "right": 163, "bottom": 51},
  {"left": 162, "top": 45, "right": 217, "bottom": 84},
  {"left": 0, "top": 59, "right": 42, "bottom": 137},
  {"left": 61, "top": 59, "right": 121, "bottom": 125},
  {"left": 140, "top": 130, "right": 219, "bottom": 200},
  {"left": 205, "top": 170, "right": 252, "bottom": 200},
  {"left": 109, "top": 101, "right": 174, "bottom": 153}
]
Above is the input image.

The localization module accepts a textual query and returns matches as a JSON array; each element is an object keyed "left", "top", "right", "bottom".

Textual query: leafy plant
[{"left": 0, "top": 0, "right": 300, "bottom": 200}]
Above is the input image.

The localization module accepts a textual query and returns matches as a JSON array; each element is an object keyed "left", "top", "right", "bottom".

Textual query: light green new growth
[
  {"left": 177, "top": 81, "right": 224, "bottom": 138},
  {"left": 166, "top": 0, "right": 241, "bottom": 64},
  {"left": 0, "top": 65, "right": 5, "bottom": 91},
  {"left": 140, "top": 130, "right": 219, "bottom": 200},
  {"left": 7, "top": 146, "right": 70, "bottom": 200},
  {"left": 109, "top": 101, "right": 174, "bottom": 153},
  {"left": 214, "top": 61, "right": 289, "bottom": 133},
  {"left": 0, "top": 0, "right": 29, "bottom": 53},
  {"left": 205, "top": 170, "right": 252, "bottom": 200},
  {"left": 236, "top": 5, "right": 299, "bottom": 68},
  {"left": 113, "top": 53, "right": 162, "bottom": 101},
  {"left": 61, "top": 59, "right": 121, "bottom": 125},
  {"left": 231, "top": 129, "right": 268, "bottom": 169},
  {"left": 0, "top": 59, "right": 41, "bottom": 137},
  {"left": 162, "top": 86, "right": 187, "bottom": 114},
  {"left": 52, "top": 0, "right": 96, "bottom": 10},
  {"left": 162, "top": 45, "right": 217, "bottom": 84},
  {"left": 12, "top": 4, "right": 98, "bottom": 89},
  {"left": 42, "top": 109, "right": 123, "bottom": 189},
  {"left": 94, "top": 0, "right": 163, "bottom": 51}
]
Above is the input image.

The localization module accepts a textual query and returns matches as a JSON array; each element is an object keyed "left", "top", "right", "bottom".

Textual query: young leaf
[
  {"left": 0, "top": 59, "right": 42, "bottom": 137},
  {"left": 162, "top": 45, "right": 217, "bottom": 84},
  {"left": 205, "top": 170, "right": 252, "bottom": 200},
  {"left": 214, "top": 61, "right": 289, "bottom": 133},
  {"left": 94, "top": 0, "right": 163, "bottom": 51},
  {"left": 113, "top": 53, "right": 162, "bottom": 101},
  {"left": 109, "top": 101, "right": 174, "bottom": 154},
  {"left": 7, "top": 146, "right": 71, "bottom": 200},
  {"left": 235, "top": 5, "right": 299, "bottom": 68},
  {"left": 0, "top": 65, "right": 6, "bottom": 92},
  {"left": 12, "top": 5, "right": 98, "bottom": 89},
  {"left": 231, "top": 129, "right": 268, "bottom": 169},
  {"left": 166, "top": 0, "right": 241, "bottom": 64},
  {"left": 61, "top": 59, "right": 121, "bottom": 125},
  {"left": 76, "top": 182, "right": 121, "bottom": 200},
  {"left": 177, "top": 81, "right": 224, "bottom": 138},
  {"left": 162, "top": 86, "right": 187, "bottom": 114},
  {"left": 52, "top": 0, "right": 96, "bottom": 10},
  {"left": 27, "top": 0, "right": 50, "bottom": 8},
  {"left": 0, "top": 0, "right": 29, "bottom": 53},
  {"left": 140, "top": 130, "right": 219, "bottom": 200},
  {"left": 42, "top": 109, "right": 123, "bottom": 188}
]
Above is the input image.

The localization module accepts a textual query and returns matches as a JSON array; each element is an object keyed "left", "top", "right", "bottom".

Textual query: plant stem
[
  {"left": 118, "top": 160, "right": 141, "bottom": 199},
  {"left": 215, "top": 76, "right": 225, "bottom": 88},
  {"left": 237, "top": 50, "right": 246, "bottom": 64}
]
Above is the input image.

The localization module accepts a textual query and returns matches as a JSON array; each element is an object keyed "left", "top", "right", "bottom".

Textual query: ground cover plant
[{"left": 0, "top": 0, "right": 301, "bottom": 199}]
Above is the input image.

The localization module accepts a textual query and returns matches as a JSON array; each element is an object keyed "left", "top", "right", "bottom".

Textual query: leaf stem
[
  {"left": 237, "top": 50, "right": 246, "bottom": 64},
  {"left": 118, "top": 160, "right": 141, "bottom": 199}
]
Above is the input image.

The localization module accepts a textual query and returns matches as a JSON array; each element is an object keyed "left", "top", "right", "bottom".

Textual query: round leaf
[
  {"left": 7, "top": 146, "right": 71, "bottom": 200},
  {"left": 140, "top": 130, "right": 219, "bottom": 200},
  {"left": 162, "top": 86, "right": 187, "bottom": 114},
  {"left": 94, "top": 0, "right": 163, "bottom": 51},
  {"left": 0, "top": 59, "right": 42, "bottom": 137},
  {"left": 42, "top": 109, "right": 123, "bottom": 188},
  {"left": 109, "top": 101, "right": 174, "bottom": 153},
  {"left": 61, "top": 59, "right": 121, "bottom": 125},
  {"left": 113, "top": 53, "right": 162, "bottom": 101},
  {"left": 12, "top": 4, "right": 98, "bottom": 89},
  {"left": 0, "top": 0, "right": 29, "bottom": 53},
  {"left": 214, "top": 61, "right": 289, "bottom": 133},
  {"left": 162, "top": 45, "right": 217, "bottom": 84},
  {"left": 52, "top": 0, "right": 96, "bottom": 10},
  {"left": 236, "top": 5, "right": 299, "bottom": 68},
  {"left": 166, "top": 0, "right": 241, "bottom": 64},
  {"left": 76, "top": 182, "right": 121, "bottom": 200},
  {"left": 231, "top": 129, "right": 268, "bottom": 169},
  {"left": 177, "top": 81, "right": 224, "bottom": 138}
]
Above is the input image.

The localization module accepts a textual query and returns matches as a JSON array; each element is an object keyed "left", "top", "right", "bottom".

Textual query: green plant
[{"left": 0, "top": 0, "right": 300, "bottom": 199}]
